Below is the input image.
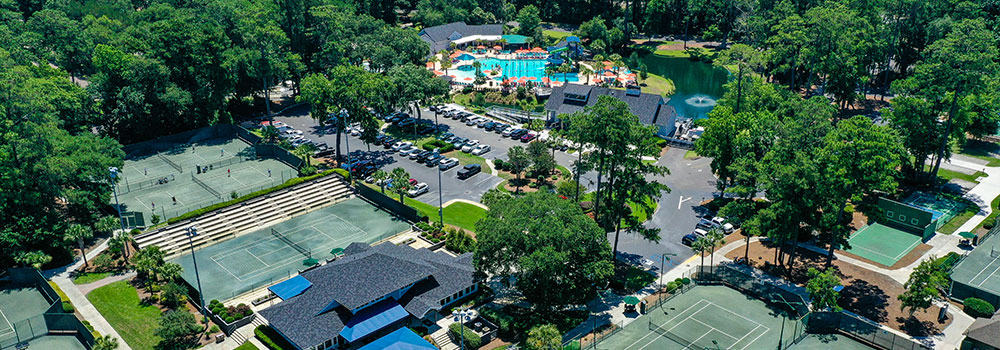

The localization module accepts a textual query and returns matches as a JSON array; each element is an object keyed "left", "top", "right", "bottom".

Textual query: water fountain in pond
[{"left": 684, "top": 94, "right": 717, "bottom": 108}]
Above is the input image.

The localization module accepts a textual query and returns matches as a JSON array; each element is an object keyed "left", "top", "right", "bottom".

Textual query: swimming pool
[{"left": 451, "top": 58, "right": 578, "bottom": 82}]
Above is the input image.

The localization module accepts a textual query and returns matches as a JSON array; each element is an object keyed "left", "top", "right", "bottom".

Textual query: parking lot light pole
[
  {"left": 454, "top": 309, "right": 473, "bottom": 350},
  {"left": 186, "top": 227, "right": 207, "bottom": 317},
  {"left": 108, "top": 167, "right": 130, "bottom": 259},
  {"left": 340, "top": 109, "right": 352, "bottom": 180},
  {"left": 659, "top": 253, "right": 677, "bottom": 289},
  {"left": 435, "top": 109, "right": 445, "bottom": 226}
]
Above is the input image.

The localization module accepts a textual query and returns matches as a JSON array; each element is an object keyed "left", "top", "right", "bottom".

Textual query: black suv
[{"left": 457, "top": 164, "right": 482, "bottom": 179}]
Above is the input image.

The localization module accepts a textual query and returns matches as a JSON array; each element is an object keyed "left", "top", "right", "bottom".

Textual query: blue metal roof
[
  {"left": 269, "top": 276, "right": 312, "bottom": 300},
  {"left": 358, "top": 328, "right": 437, "bottom": 350},
  {"left": 566, "top": 36, "right": 581, "bottom": 42},
  {"left": 339, "top": 299, "right": 409, "bottom": 342}
]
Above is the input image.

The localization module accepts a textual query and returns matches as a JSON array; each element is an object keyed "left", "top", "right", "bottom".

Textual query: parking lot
[{"left": 273, "top": 104, "right": 720, "bottom": 265}]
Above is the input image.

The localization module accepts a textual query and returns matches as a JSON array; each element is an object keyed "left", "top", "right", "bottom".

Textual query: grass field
[
  {"left": 88, "top": 281, "right": 162, "bottom": 350},
  {"left": 683, "top": 150, "right": 700, "bottom": 159},
  {"left": 653, "top": 48, "right": 693, "bottom": 58},
  {"left": 956, "top": 140, "right": 1000, "bottom": 167},
  {"left": 446, "top": 150, "right": 488, "bottom": 169},
  {"left": 234, "top": 341, "right": 260, "bottom": 350},
  {"left": 975, "top": 193, "right": 1000, "bottom": 232},
  {"left": 543, "top": 29, "right": 572, "bottom": 40},
  {"left": 362, "top": 183, "right": 487, "bottom": 231},
  {"left": 72, "top": 272, "right": 111, "bottom": 285},
  {"left": 938, "top": 168, "right": 988, "bottom": 184},
  {"left": 640, "top": 72, "right": 676, "bottom": 97}
]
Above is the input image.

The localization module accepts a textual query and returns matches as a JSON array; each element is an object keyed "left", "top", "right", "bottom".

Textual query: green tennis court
[
  {"left": 116, "top": 137, "right": 297, "bottom": 223},
  {"left": 950, "top": 231, "right": 1000, "bottom": 307},
  {"left": 844, "top": 223, "right": 922, "bottom": 266},
  {"left": 596, "top": 286, "right": 801, "bottom": 350},
  {"left": 0, "top": 286, "right": 53, "bottom": 348},
  {"left": 171, "top": 198, "right": 411, "bottom": 302}
]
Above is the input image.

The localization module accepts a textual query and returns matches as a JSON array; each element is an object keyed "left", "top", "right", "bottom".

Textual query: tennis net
[
  {"left": 191, "top": 173, "right": 222, "bottom": 199},
  {"left": 158, "top": 154, "right": 183, "bottom": 172},
  {"left": 271, "top": 228, "right": 310, "bottom": 258},
  {"left": 205, "top": 156, "right": 247, "bottom": 170},
  {"left": 648, "top": 322, "right": 697, "bottom": 349},
  {"left": 120, "top": 174, "right": 176, "bottom": 193}
]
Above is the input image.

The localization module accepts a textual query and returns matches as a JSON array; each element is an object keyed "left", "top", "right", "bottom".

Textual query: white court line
[
  {"left": 624, "top": 300, "right": 710, "bottom": 350},
  {"left": 737, "top": 326, "right": 768, "bottom": 350},
  {"left": 0, "top": 308, "right": 15, "bottom": 338},
  {"left": 731, "top": 325, "right": 761, "bottom": 350},
  {"left": 971, "top": 254, "right": 1000, "bottom": 287},
  {"left": 703, "top": 301, "right": 768, "bottom": 328},
  {"left": 689, "top": 318, "right": 741, "bottom": 341}
]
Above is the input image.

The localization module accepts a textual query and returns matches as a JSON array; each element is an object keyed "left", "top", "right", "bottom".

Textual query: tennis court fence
[
  {"left": 0, "top": 314, "right": 47, "bottom": 349},
  {"left": 804, "top": 311, "right": 932, "bottom": 350},
  {"left": 695, "top": 263, "right": 811, "bottom": 318},
  {"left": 158, "top": 154, "right": 183, "bottom": 172}
]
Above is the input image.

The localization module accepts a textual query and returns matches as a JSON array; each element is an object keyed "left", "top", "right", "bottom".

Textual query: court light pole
[
  {"left": 454, "top": 308, "right": 474, "bottom": 350},
  {"left": 435, "top": 111, "right": 444, "bottom": 226},
  {"left": 108, "top": 167, "right": 130, "bottom": 259},
  {"left": 658, "top": 253, "right": 677, "bottom": 290},
  {"left": 186, "top": 227, "right": 207, "bottom": 317},
  {"left": 340, "top": 109, "right": 352, "bottom": 181}
]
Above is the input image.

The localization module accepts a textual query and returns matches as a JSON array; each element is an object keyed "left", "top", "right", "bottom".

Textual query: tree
[
  {"left": 133, "top": 246, "right": 166, "bottom": 284},
  {"left": 515, "top": 5, "right": 541, "bottom": 40},
  {"left": 293, "top": 143, "right": 317, "bottom": 166},
  {"left": 474, "top": 192, "right": 613, "bottom": 310},
  {"left": 714, "top": 44, "right": 765, "bottom": 114},
  {"left": 261, "top": 126, "right": 280, "bottom": 144},
  {"left": 691, "top": 236, "right": 712, "bottom": 275},
  {"left": 15, "top": 251, "right": 52, "bottom": 270},
  {"left": 526, "top": 324, "right": 561, "bottom": 350},
  {"left": 154, "top": 310, "right": 201, "bottom": 350},
  {"left": 160, "top": 282, "right": 188, "bottom": 309},
  {"left": 388, "top": 167, "right": 412, "bottom": 203},
  {"left": 64, "top": 224, "right": 93, "bottom": 268},
  {"left": 898, "top": 257, "right": 949, "bottom": 315},
  {"left": 506, "top": 146, "right": 531, "bottom": 193},
  {"left": 806, "top": 267, "right": 842, "bottom": 311},
  {"left": 527, "top": 141, "right": 555, "bottom": 183},
  {"left": 706, "top": 228, "right": 725, "bottom": 273},
  {"left": 372, "top": 170, "right": 389, "bottom": 193},
  {"left": 93, "top": 335, "right": 119, "bottom": 350},
  {"left": 95, "top": 216, "right": 119, "bottom": 238}
]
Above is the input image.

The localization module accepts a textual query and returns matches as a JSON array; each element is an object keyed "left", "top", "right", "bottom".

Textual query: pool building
[
  {"left": 419, "top": 22, "right": 527, "bottom": 54},
  {"left": 545, "top": 84, "right": 680, "bottom": 138}
]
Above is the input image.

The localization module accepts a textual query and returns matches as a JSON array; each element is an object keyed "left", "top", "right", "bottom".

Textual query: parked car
[
  {"left": 438, "top": 132, "right": 454, "bottom": 140},
  {"left": 509, "top": 129, "right": 528, "bottom": 138},
  {"left": 465, "top": 117, "right": 479, "bottom": 126},
  {"left": 438, "top": 158, "right": 459, "bottom": 170},
  {"left": 382, "top": 137, "right": 398, "bottom": 147},
  {"left": 483, "top": 122, "right": 497, "bottom": 131},
  {"left": 471, "top": 144, "right": 491, "bottom": 155},
  {"left": 398, "top": 146, "right": 419, "bottom": 156},
  {"left": 501, "top": 127, "right": 516, "bottom": 136},
  {"left": 495, "top": 124, "right": 510, "bottom": 134},
  {"left": 476, "top": 119, "right": 489, "bottom": 128},
  {"left": 681, "top": 233, "right": 699, "bottom": 246},
  {"left": 425, "top": 153, "right": 444, "bottom": 166},
  {"left": 457, "top": 164, "right": 482, "bottom": 179},
  {"left": 704, "top": 215, "right": 736, "bottom": 233},
  {"left": 520, "top": 133, "right": 537, "bottom": 142},
  {"left": 418, "top": 125, "right": 436, "bottom": 135},
  {"left": 408, "top": 183, "right": 429, "bottom": 197},
  {"left": 461, "top": 140, "right": 480, "bottom": 152},
  {"left": 410, "top": 150, "right": 430, "bottom": 160},
  {"left": 391, "top": 141, "right": 412, "bottom": 152},
  {"left": 451, "top": 137, "right": 468, "bottom": 148},
  {"left": 408, "top": 178, "right": 418, "bottom": 186}
]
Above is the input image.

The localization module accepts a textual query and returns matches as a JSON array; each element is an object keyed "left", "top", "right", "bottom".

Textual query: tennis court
[
  {"left": 0, "top": 287, "right": 53, "bottom": 348},
  {"left": 951, "top": 231, "right": 1000, "bottom": 307},
  {"left": 10, "top": 335, "right": 88, "bottom": 350},
  {"left": 117, "top": 137, "right": 297, "bottom": 223},
  {"left": 597, "top": 286, "right": 799, "bottom": 350},
  {"left": 904, "top": 191, "right": 965, "bottom": 228},
  {"left": 170, "top": 198, "right": 411, "bottom": 302},
  {"left": 844, "top": 223, "right": 922, "bottom": 267},
  {"left": 789, "top": 334, "right": 877, "bottom": 350}
]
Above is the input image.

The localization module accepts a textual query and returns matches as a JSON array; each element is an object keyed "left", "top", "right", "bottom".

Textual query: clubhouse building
[
  {"left": 258, "top": 242, "right": 477, "bottom": 350},
  {"left": 419, "top": 22, "right": 531, "bottom": 54},
  {"left": 544, "top": 84, "right": 679, "bottom": 138}
]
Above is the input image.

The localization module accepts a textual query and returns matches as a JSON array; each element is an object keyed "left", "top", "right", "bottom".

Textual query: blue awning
[
  {"left": 269, "top": 276, "right": 312, "bottom": 300},
  {"left": 340, "top": 300, "right": 409, "bottom": 342},
  {"left": 566, "top": 36, "right": 581, "bottom": 43},
  {"left": 357, "top": 328, "right": 437, "bottom": 350}
]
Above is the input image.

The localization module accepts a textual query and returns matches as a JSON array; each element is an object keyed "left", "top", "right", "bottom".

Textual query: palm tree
[
  {"left": 93, "top": 335, "right": 119, "bottom": 350},
  {"left": 440, "top": 58, "right": 453, "bottom": 75},
  {"left": 294, "top": 143, "right": 317, "bottom": 166},
  {"left": 261, "top": 125, "right": 279, "bottom": 143},
  {"left": 65, "top": 224, "right": 93, "bottom": 268},
  {"left": 579, "top": 65, "right": 593, "bottom": 85},
  {"left": 15, "top": 251, "right": 51, "bottom": 270},
  {"left": 389, "top": 167, "right": 412, "bottom": 203},
  {"left": 692, "top": 236, "right": 712, "bottom": 277},
  {"left": 372, "top": 170, "right": 389, "bottom": 193},
  {"left": 157, "top": 262, "right": 183, "bottom": 283},
  {"left": 95, "top": 215, "right": 118, "bottom": 237},
  {"left": 544, "top": 66, "right": 556, "bottom": 87},
  {"left": 559, "top": 62, "right": 572, "bottom": 83},
  {"left": 706, "top": 228, "right": 726, "bottom": 274}
]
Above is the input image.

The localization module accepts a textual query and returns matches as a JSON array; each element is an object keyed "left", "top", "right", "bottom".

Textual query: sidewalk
[
  {"left": 952, "top": 156, "right": 1000, "bottom": 233},
  {"left": 44, "top": 240, "right": 133, "bottom": 350}
]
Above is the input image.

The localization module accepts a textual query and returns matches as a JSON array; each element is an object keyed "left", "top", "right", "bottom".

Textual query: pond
[{"left": 641, "top": 55, "right": 730, "bottom": 119}]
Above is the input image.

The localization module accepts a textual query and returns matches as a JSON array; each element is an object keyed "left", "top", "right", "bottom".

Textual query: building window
[
  {"left": 911, "top": 218, "right": 919, "bottom": 225},
  {"left": 326, "top": 339, "right": 332, "bottom": 347},
  {"left": 886, "top": 210, "right": 894, "bottom": 219},
  {"left": 899, "top": 214, "right": 906, "bottom": 222}
]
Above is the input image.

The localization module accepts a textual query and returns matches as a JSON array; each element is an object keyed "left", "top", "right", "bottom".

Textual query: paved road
[{"left": 608, "top": 148, "right": 717, "bottom": 268}]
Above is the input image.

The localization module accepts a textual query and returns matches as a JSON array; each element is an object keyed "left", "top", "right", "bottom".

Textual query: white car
[
  {"left": 471, "top": 144, "right": 491, "bottom": 155},
  {"left": 461, "top": 140, "right": 480, "bottom": 152},
  {"left": 349, "top": 127, "right": 361, "bottom": 136},
  {"left": 502, "top": 127, "right": 516, "bottom": 136},
  {"left": 465, "top": 117, "right": 479, "bottom": 126},
  {"left": 408, "top": 183, "right": 429, "bottom": 197},
  {"left": 398, "top": 146, "right": 418, "bottom": 156},
  {"left": 438, "top": 158, "right": 459, "bottom": 170},
  {"left": 391, "top": 141, "right": 412, "bottom": 152}
]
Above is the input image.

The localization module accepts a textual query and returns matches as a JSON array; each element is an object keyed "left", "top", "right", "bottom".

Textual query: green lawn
[
  {"left": 543, "top": 29, "right": 572, "bottom": 40},
  {"left": 684, "top": 150, "right": 700, "bottom": 159},
  {"left": 234, "top": 342, "right": 260, "bottom": 350},
  {"left": 72, "top": 272, "right": 111, "bottom": 284},
  {"left": 88, "top": 280, "right": 163, "bottom": 350},
  {"left": 640, "top": 72, "right": 676, "bottom": 97},
  {"left": 580, "top": 192, "right": 657, "bottom": 224},
  {"left": 446, "top": 150, "right": 488, "bottom": 169},
  {"left": 938, "top": 168, "right": 988, "bottom": 184},
  {"left": 975, "top": 193, "right": 1000, "bottom": 232},
  {"left": 940, "top": 205, "right": 979, "bottom": 235},
  {"left": 362, "top": 183, "right": 487, "bottom": 232},
  {"left": 653, "top": 48, "right": 692, "bottom": 58}
]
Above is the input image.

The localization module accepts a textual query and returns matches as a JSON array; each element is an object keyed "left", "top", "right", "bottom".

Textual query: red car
[
  {"left": 520, "top": 133, "right": 537, "bottom": 142},
  {"left": 409, "top": 178, "right": 418, "bottom": 185}
]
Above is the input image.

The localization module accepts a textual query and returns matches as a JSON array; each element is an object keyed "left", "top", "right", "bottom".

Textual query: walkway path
[
  {"left": 43, "top": 240, "right": 133, "bottom": 350},
  {"left": 953, "top": 156, "right": 1000, "bottom": 233},
  {"left": 76, "top": 271, "right": 136, "bottom": 296}
]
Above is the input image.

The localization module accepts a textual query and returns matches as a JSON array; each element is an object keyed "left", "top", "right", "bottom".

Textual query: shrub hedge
[
  {"left": 255, "top": 325, "right": 295, "bottom": 350},
  {"left": 423, "top": 139, "right": 455, "bottom": 153},
  {"left": 167, "top": 169, "right": 347, "bottom": 224},
  {"left": 964, "top": 297, "right": 996, "bottom": 318},
  {"left": 448, "top": 322, "right": 482, "bottom": 349}
]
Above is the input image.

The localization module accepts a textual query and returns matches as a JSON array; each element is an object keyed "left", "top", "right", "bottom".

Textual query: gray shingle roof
[
  {"left": 258, "top": 242, "right": 474, "bottom": 348},
  {"left": 545, "top": 85, "right": 677, "bottom": 127},
  {"left": 966, "top": 314, "right": 1000, "bottom": 348},
  {"left": 419, "top": 22, "right": 503, "bottom": 53}
]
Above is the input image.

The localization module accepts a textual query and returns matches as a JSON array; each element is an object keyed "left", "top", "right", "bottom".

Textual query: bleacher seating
[{"left": 135, "top": 174, "right": 355, "bottom": 259}]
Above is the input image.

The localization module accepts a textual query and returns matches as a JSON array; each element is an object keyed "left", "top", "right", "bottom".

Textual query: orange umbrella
[
  {"left": 541, "top": 77, "right": 551, "bottom": 84},
  {"left": 527, "top": 76, "right": 537, "bottom": 81},
  {"left": 603, "top": 61, "right": 613, "bottom": 66},
  {"left": 433, "top": 70, "right": 445, "bottom": 76},
  {"left": 603, "top": 71, "right": 616, "bottom": 77},
  {"left": 463, "top": 77, "right": 473, "bottom": 81},
  {"left": 518, "top": 77, "right": 528, "bottom": 83},
  {"left": 476, "top": 45, "right": 486, "bottom": 49},
  {"left": 426, "top": 61, "right": 434, "bottom": 68},
  {"left": 449, "top": 51, "right": 465, "bottom": 58},
  {"left": 493, "top": 45, "right": 502, "bottom": 50}
]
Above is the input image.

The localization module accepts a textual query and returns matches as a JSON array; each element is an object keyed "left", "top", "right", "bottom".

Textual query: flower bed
[{"left": 208, "top": 299, "right": 256, "bottom": 335}]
